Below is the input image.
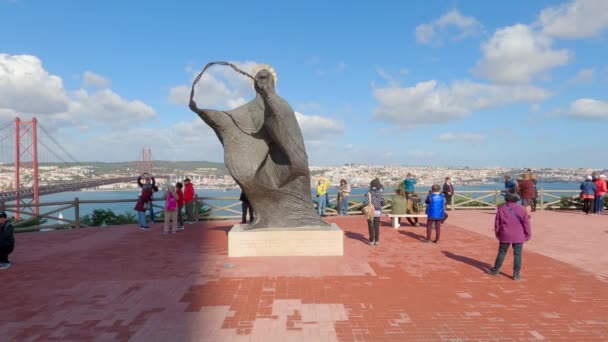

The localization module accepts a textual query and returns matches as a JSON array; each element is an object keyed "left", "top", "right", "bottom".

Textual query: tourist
[
  {"left": 176, "top": 182, "right": 184, "bottom": 230},
  {"left": 316, "top": 177, "right": 330, "bottom": 216},
  {"left": 442, "top": 177, "right": 454, "bottom": 209},
  {"left": 504, "top": 175, "right": 517, "bottom": 194},
  {"left": 425, "top": 184, "right": 446, "bottom": 243},
  {"left": 403, "top": 173, "right": 417, "bottom": 199},
  {"left": 517, "top": 173, "right": 535, "bottom": 218},
  {"left": 485, "top": 192, "right": 532, "bottom": 281},
  {"left": 580, "top": 176, "right": 597, "bottom": 215},
  {"left": 163, "top": 185, "right": 178, "bottom": 234},
  {"left": 595, "top": 175, "right": 607, "bottom": 214},
  {"left": 0, "top": 212, "right": 15, "bottom": 270},
  {"left": 527, "top": 169, "right": 538, "bottom": 212},
  {"left": 137, "top": 173, "right": 156, "bottom": 224},
  {"left": 134, "top": 174, "right": 154, "bottom": 229},
  {"left": 240, "top": 191, "right": 254, "bottom": 224},
  {"left": 337, "top": 179, "right": 351, "bottom": 216},
  {"left": 183, "top": 178, "right": 195, "bottom": 223},
  {"left": 149, "top": 183, "right": 159, "bottom": 223},
  {"left": 363, "top": 178, "right": 384, "bottom": 246},
  {"left": 406, "top": 193, "right": 421, "bottom": 226},
  {"left": 391, "top": 188, "right": 408, "bottom": 225}
]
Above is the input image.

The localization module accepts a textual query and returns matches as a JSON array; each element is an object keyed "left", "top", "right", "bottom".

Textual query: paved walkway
[{"left": 1, "top": 211, "right": 607, "bottom": 341}]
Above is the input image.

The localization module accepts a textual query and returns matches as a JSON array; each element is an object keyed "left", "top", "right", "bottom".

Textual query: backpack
[
  {"left": 165, "top": 192, "right": 177, "bottom": 211},
  {"left": 410, "top": 194, "right": 424, "bottom": 213}
]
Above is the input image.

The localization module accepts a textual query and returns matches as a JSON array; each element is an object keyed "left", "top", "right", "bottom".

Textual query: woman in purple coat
[{"left": 485, "top": 192, "right": 532, "bottom": 280}]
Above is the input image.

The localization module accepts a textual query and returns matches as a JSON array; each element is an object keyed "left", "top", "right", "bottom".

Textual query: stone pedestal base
[{"left": 228, "top": 223, "right": 344, "bottom": 257}]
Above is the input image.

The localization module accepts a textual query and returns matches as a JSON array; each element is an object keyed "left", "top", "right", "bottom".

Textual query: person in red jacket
[
  {"left": 594, "top": 174, "right": 607, "bottom": 215},
  {"left": 176, "top": 182, "right": 185, "bottom": 229},
  {"left": 183, "top": 178, "right": 196, "bottom": 223},
  {"left": 517, "top": 173, "right": 535, "bottom": 218}
]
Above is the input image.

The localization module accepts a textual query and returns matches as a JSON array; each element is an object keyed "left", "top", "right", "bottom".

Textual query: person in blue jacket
[
  {"left": 403, "top": 173, "right": 417, "bottom": 199},
  {"left": 425, "top": 184, "right": 446, "bottom": 243},
  {"left": 580, "top": 175, "right": 597, "bottom": 215}
]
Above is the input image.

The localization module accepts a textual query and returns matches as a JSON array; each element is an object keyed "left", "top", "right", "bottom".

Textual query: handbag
[{"left": 361, "top": 193, "right": 375, "bottom": 219}]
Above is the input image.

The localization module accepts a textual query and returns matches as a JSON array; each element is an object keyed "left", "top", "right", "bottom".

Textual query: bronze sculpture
[{"left": 189, "top": 62, "right": 328, "bottom": 229}]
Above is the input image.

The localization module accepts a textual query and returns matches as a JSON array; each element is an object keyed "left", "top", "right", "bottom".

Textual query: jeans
[
  {"left": 426, "top": 219, "right": 441, "bottom": 241},
  {"left": 177, "top": 205, "right": 184, "bottom": 227},
  {"left": 137, "top": 211, "right": 148, "bottom": 227},
  {"left": 0, "top": 244, "right": 14, "bottom": 263},
  {"left": 583, "top": 198, "right": 595, "bottom": 214},
  {"left": 339, "top": 196, "right": 349, "bottom": 215},
  {"left": 185, "top": 201, "right": 194, "bottom": 221},
  {"left": 317, "top": 195, "right": 327, "bottom": 216},
  {"left": 492, "top": 242, "right": 523, "bottom": 276},
  {"left": 367, "top": 217, "right": 380, "bottom": 242},
  {"left": 594, "top": 195, "right": 605, "bottom": 213},
  {"left": 242, "top": 201, "right": 254, "bottom": 223},
  {"left": 148, "top": 204, "right": 155, "bottom": 222}
]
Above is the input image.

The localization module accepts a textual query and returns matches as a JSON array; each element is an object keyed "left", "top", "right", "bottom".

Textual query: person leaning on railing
[
  {"left": 316, "top": 177, "right": 330, "bottom": 216},
  {"left": 183, "top": 178, "right": 195, "bottom": 223}
]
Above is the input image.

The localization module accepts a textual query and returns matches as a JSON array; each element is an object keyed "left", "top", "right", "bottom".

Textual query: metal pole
[
  {"left": 14, "top": 118, "right": 20, "bottom": 220},
  {"left": 32, "top": 118, "right": 39, "bottom": 215},
  {"left": 539, "top": 188, "right": 544, "bottom": 211}
]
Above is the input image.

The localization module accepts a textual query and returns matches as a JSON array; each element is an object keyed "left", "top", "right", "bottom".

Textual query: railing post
[
  {"left": 539, "top": 188, "right": 544, "bottom": 211},
  {"left": 450, "top": 195, "right": 455, "bottom": 211},
  {"left": 74, "top": 197, "right": 80, "bottom": 228},
  {"left": 494, "top": 190, "right": 499, "bottom": 209}
]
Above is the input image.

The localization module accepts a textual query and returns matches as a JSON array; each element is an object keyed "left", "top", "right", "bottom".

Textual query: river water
[{"left": 23, "top": 182, "right": 581, "bottom": 224}]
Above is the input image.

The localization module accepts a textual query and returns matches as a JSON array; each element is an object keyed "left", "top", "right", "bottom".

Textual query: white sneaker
[{"left": 0, "top": 262, "right": 11, "bottom": 270}]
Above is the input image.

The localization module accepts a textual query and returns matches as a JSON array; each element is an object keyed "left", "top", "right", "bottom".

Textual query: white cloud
[
  {"left": 83, "top": 71, "right": 110, "bottom": 88},
  {"left": 568, "top": 98, "right": 608, "bottom": 118},
  {"left": 415, "top": 9, "right": 482, "bottom": 44},
  {"left": 474, "top": 24, "right": 571, "bottom": 84},
  {"left": 569, "top": 67, "right": 596, "bottom": 83},
  {"left": 295, "top": 112, "right": 344, "bottom": 141},
  {"left": 336, "top": 61, "right": 346, "bottom": 72},
  {"left": 540, "top": 0, "right": 608, "bottom": 39},
  {"left": 434, "top": 132, "right": 486, "bottom": 142},
  {"left": 0, "top": 53, "right": 156, "bottom": 130},
  {"left": 0, "top": 53, "right": 70, "bottom": 114},
  {"left": 532, "top": 104, "right": 541, "bottom": 112},
  {"left": 372, "top": 80, "right": 551, "bottom": 125},
  {"left": 72, "top": 118, "right": 223, "bottom": 162},
  {"left": 66, "top": 88, "right": 156, "bottom": 126}
]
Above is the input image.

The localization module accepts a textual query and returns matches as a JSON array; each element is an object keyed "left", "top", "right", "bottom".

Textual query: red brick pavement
[{"left": 1, "top": 213, "right": 607, "bottom": 341}]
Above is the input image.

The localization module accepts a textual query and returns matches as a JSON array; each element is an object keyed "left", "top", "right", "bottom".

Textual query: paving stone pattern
[{"left": 1, "top": 212, "right": 607, "bottom": 341}]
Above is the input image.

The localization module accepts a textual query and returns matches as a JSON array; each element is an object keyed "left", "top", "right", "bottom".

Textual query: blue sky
[{"left": 0, "top": 0, "right": 607, "bottom": 168}]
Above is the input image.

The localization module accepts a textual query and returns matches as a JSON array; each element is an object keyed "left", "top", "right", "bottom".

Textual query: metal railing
[{"left": 2, "top": 189, "right": 589, "bottom": 232}]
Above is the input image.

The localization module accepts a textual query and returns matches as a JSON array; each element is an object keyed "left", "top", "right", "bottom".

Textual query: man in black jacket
[{"left": 0, "top": 212, "right": 15, "bottom": 270}]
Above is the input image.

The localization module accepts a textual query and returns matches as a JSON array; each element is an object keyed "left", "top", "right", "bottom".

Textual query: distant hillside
[{"left": 39, "top": 161, "right": 228, "bottom": 175}]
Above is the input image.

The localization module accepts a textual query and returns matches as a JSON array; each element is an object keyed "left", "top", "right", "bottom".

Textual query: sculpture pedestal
[{"left": 228, "top": 223, "right": 344, "bottom": 257}]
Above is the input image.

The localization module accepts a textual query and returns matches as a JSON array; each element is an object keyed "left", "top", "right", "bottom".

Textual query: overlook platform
[{"left": 2, "top": 211, "right": 607, "bottom": 341}]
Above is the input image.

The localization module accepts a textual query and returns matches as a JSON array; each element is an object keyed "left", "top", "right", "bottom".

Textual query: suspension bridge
[{"left": 0, "top": 117, "right": 153, "bottom": 218}]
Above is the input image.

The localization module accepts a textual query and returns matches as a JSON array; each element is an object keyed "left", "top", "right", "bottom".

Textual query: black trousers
[
  {"left": 367, "top": 217, "right": 380, "bottom": 242},
  {"left": 583, "top": 198, "right": 595, "bottom": 214},
  {"left": 0, "top": 244, "right": 14, "bottom": 263},
  {"left": 242, "top": 202, "right": 254, "bottom": 223},
  {"left": 492, "top": 242, "right": 523, "bottom": 275}
]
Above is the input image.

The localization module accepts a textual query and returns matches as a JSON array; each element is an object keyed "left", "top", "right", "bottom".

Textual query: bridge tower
[
  {"left": 141, "top": 147, "right": 152, "bottom": 175},
  {"left": 14, "top": 117, "right": 40, "bottom": 218}
]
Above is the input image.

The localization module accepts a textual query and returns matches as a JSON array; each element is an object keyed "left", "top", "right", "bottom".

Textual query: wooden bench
[{"left": 386, "top": 214, "right": 427, "bottom": 229}]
